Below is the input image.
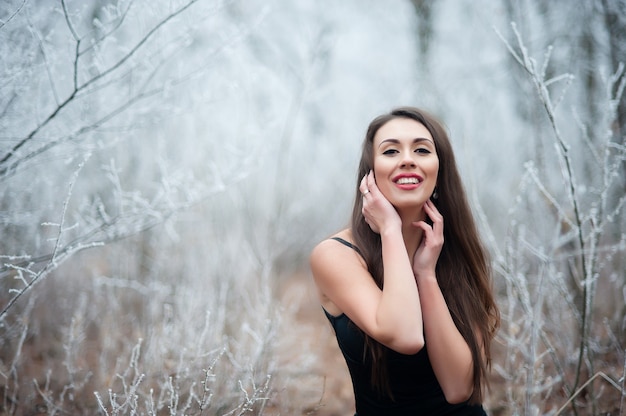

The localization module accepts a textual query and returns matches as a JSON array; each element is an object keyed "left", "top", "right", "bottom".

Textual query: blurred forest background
[{"left": 1, "top": 0, "right": 625, "bottom": 415}]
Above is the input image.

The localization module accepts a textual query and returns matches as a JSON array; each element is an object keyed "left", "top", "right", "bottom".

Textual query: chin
[{"left": 392, "top": 198, "right": 428, "bottom": 210}]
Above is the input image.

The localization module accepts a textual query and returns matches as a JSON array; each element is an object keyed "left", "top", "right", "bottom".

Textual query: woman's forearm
[
  {"left": 375, "top": 226, "right": 424, "bottom": 353},
  {"left": 418, "top": 275, "right": 474, "bottom": 403}
]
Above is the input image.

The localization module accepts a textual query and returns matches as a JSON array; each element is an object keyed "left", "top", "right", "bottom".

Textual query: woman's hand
[
  {"left": 412, "top": 199, "right": 444, "bottom": 280},
  {"left": 360, "top": 170, "right": 401, "bottom": 234}
]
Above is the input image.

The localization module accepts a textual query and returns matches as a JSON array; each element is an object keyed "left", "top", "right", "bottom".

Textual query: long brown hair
[{"left": 350, "top": 107, "right": 500, "bottom": 404}]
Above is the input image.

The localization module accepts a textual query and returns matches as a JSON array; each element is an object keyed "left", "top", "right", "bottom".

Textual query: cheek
[
  {"left": 372, "top": 157, "right": 390, "bottom": 177},
  {"left": 431, "top": 159, "right": 440, "bottom": 177},
  {"left": 427, "top": 160, "right": 439, "bottom": 188}
]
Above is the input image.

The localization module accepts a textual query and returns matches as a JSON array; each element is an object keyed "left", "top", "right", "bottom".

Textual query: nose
[{"left": 400, "top": 151, "right": 416, "bottom": 168}]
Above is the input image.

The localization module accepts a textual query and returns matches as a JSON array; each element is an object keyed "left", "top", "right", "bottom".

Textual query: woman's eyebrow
[{"left": 378, "top": 137, "right": 434, "bottom": 147}]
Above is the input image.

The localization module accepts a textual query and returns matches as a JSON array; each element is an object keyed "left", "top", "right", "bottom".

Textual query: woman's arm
[
  {"left": 310, "top": 172, "right": 424, "bottom": 354},
  {"left": 413, "top": 200, "right": 474, "bottom": 403},
  {"left": 418, "top": 276, "right": 474, "bottom": 403}
]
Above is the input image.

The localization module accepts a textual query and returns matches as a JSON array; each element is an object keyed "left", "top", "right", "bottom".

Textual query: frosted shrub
[
  {"left": 0, "top": 0, "right": 342, "bottom": 410},
  {"left": 488, "top": 24, "right": 626, "bottom": 416},
  {"left": 0, "top": 1, "right": 289, "bottom": 414}
]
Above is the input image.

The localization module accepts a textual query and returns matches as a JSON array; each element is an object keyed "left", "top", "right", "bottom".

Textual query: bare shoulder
[
  {"left": 309, "top": 229, "right": 363, "bottom": 274},
  {"left": 310, "top": 229, "right": 373, "bottom": 316}
]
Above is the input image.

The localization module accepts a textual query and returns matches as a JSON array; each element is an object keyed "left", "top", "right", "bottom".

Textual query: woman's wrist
[
  {"left": 414, "top": 270, "right": 437, "bottom": 284},
  {"left": 379, "top": 221, "right": 403, "bottom": 238}
]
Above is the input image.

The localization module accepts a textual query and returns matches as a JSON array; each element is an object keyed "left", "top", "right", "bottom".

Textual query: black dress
[{"left": 325, "top": 237, "right": 487, "bottom": 416}]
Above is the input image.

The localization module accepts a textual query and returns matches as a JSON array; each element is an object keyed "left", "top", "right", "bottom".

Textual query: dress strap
[{"left": 330, "top": 236, "right": 364, "bottom": 258}]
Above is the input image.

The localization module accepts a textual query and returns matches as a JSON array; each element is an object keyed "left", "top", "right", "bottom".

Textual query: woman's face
[{"left": 372, "top": 117, "right": 439, "bottom": 211}]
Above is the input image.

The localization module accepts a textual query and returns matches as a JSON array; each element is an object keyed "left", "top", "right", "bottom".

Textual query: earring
[{"left": 432, "top": 187, "right": 439, "bottom": 200}]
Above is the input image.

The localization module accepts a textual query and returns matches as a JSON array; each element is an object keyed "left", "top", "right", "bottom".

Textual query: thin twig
[
  {"left": 0, "top": 0, "right": 27, "bottom": 29},
  {"left": 619, "top": 350, "right": 626, "bottom": 415},
  {"left": 0, "top": 157, "right": 87, "bottom": 318},
  {"left": 554, "top": 371, "right": 622, "bottom": 415},
  {"left": 78, "top": 1, "right": 135, "bottom": 57},
  {"left": 0, "top": 0, "right": 199, "bottom": 174}
]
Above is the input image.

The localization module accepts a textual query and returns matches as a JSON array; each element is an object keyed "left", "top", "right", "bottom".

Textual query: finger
[
  {"left": 423, "top": 207, "right": 443, "bottom": 241},
  {"left": 424, "top": 200, "right": 443, "bottom": 223},
  {"left": 359, "top": 174, "right": 369, "bottom": 195},
  {"left": 413, "top": 220, "right": 443, "bottom": 251},
  {"left": 424, "top": 200, "right": 443, "bottom": 221},
  {"left": 366, "top": 170, "right": 380, "bottom": 195},
  {"left": 412, "top": 220, "right": 431, "bottom": 235},
  {"left": 423, "top": 203, "right": 444, "bottom": 240}
]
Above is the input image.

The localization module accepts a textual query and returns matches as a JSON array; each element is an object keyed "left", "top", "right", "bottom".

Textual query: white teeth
[{"left": 396, "top": 177, "right": 419, "bottom": 184}]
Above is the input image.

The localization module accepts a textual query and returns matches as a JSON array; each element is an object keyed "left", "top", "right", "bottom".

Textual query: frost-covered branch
[
  {"left": 0, "top": 161, "right": 234, "bottom": 320},
  {"left": 0, "top": 0, "right": 26, "bottom": 30},
  {"left": 0, "top": 0, "right": 199, "bottom": 178},
  {"left": 495, "top": 17, "right": 626, "bottom": 415},
  {"left": 503, "top": 22, "right": 589, "bottom": 400}
]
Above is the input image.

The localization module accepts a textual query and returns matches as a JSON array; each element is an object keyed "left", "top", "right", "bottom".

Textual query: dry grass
[{"left": 0, "top": 258, "right": 624, "bottom": 416}]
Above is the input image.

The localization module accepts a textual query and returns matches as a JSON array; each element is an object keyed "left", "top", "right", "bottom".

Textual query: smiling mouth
[{"left": 395, "top": 177, "right": 420, "bottom": 185}]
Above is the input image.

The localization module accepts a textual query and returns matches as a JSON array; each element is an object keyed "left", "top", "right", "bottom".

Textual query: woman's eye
[
  {"left": 415, "top": 148, "right": 431, "bottom": 154},
  {"left": 382, "top": 149, "right": 398, "bottom": 155}
]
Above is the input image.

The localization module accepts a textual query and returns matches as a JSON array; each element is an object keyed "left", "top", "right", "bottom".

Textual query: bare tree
[
  {"left": 1, "top": 0, "right": 348, "bottom": 413},
  {"left": 0, "top": 0, "right": 214, "bottom": 319},
  {"left": 493, "top": 21, "right": 626, "bottom": 415},
  {"left": 0, "top": 1, "right": 271, "bottom": 413}
]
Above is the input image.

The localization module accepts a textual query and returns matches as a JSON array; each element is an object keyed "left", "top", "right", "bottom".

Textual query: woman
[{"left": 310, "top": 107, "right": 500, "bottom": 415}]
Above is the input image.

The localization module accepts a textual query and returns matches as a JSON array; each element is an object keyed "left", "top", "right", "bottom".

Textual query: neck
[{"left": 398, "top": 204, "right": 426, "bottom": 258}]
